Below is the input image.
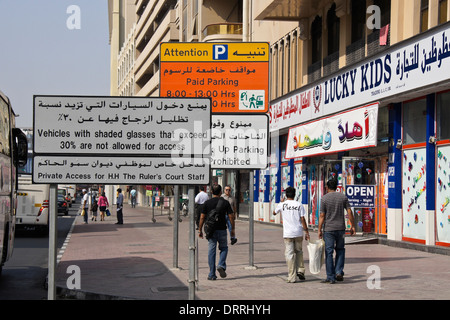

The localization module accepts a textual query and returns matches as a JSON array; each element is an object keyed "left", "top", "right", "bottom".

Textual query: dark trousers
[
  {"left": 83, "top": 207, "right": 89, "bottom": 223},
  {"left": 117, "top": 207, "right": 123, "bottom": 224}
]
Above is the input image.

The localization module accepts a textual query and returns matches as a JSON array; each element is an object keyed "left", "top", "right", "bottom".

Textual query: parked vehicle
[
  {"left": 59, "top": 185, "right": 76, "bottom": 205},
  {"left": 57, "top": 195, "right": 68, "bottom": 215},
  {"left": 64, "top": 194, "right": 72, "bottom": 207},
  {"left": 16, "top": 175, "right": 50, "bottom": 234}
]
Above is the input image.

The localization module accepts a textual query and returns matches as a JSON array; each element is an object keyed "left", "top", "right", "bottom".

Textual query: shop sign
[
  {"left": 270, "top": 22, "right": 450, "bottom": 132},
  {"left": 160, "top": 42, "right": 269, "bottom": 114},
  {"left": 285, "top": 103, "right": 378, "bottom": 159},
  {"left": 346, "top": 185, "right": 376, "bottom": 208}
]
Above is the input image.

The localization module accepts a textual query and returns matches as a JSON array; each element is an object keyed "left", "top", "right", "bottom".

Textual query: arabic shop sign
[
  {"left": 270, "top": 21, "right": 450, "bottom": 132},
  {"left": 33, "top": 96, "right": 211, "bottom": 184},
  {"left": 160, "top": 42, "right": 269, "bottom": 114},
  {"left": 285, "top": 103, "right": 378, "bottom": 159}
]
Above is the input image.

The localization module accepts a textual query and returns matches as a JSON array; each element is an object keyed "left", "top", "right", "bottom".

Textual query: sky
[{"left": 0, "top": 0, "right": 110, "bottom": 128}]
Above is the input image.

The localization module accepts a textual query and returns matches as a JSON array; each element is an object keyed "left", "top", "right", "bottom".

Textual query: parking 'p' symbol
[{"left": 213, "top": 45, "right": 228, "bottom": 60}]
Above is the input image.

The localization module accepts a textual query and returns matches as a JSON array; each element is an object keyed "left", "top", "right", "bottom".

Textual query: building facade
[
  {"left": 108, "top": 0, "right": 248, "bottom": 206},
  {"left": 108, "top": 0, "right": 450, "bottom": 249},
  {"left": 253, "top": 0, "right": 450, "bottom": 248}
]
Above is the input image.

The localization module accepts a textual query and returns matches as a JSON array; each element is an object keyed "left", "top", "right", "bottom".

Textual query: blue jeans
[
  {"left": 226, "top": 215, "right": 236, "bottom": 240},
  {"left": 83, "top": 207, "right": 89, "bottom": 223},
  {"left": 323, "top": 230, "right": 346, "bottom": 281},
  {"left": 207, "top": 229, "right": 228, "bottom": 278}
]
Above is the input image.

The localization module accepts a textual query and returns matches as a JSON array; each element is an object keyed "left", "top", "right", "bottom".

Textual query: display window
[{"left": 436, "top": 90, "right": 450, "bottom": 246}]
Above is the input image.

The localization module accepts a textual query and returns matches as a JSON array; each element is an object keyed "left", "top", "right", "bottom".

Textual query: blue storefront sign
[{"left": 346, "top": 185, "right": 375, "bottom": 208}]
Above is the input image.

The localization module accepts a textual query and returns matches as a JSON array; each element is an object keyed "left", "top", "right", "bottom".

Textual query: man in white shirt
[
  {"left": 194, "top": 187, "right": 209, "bottom": 229},
  {"left": 82, "top": 189, "right": 89, "bottom": 224},
  {"left": 273, "top": 187, "right": 309, "bottom": 283},
  {"left": 195, "top": 188, "right": 209, "bottom": 205}
]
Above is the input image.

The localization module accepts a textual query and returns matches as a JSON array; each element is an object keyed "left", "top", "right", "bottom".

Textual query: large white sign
[
  {"left": 211, "top": 114, "right": 268, "bottom": 169},
  {"left": 33, "top": 156, "right": 209, "bottom": 184},
  {"left": 34, "top": 96, "right": 211, "bottom": 156},
  {"left": 33, "top": 96, "right": 211, "bottom": 184},
  {"left": 270, "top": 22, "right": 450, "bottom": 132},
  {"left": 285, "top": 103, "right": 378, "bottom": 159}
]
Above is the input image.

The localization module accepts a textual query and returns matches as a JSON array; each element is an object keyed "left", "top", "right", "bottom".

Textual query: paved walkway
[{"left": 55, "top": 204, "right": 450, "bottom": 300}]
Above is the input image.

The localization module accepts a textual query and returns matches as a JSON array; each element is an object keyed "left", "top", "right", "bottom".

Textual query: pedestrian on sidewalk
[
  {"left": 194, "top": 186, "right": 209, "bottom": 229},
  {"left": 98, "top": 192, "right": 109, "bottom": 221},
  {"left": 221, "top": 185, "right": 238, "bottom": 245},
  {"left": 273, "top": 187, "right": 309, "bottom": 283},
  {"left": 116, "top": 188, "right": 124, "bottom": 225},
  {"left": 198, "top": 184, "right": 234, "bottom": 280},
  {"left": 91, "top": 199, "right": 98, "bottom": 222},
  {"left": 130, "top": 187, "right": 137, "bottom": 208},
  {"left": 81, "top": 189, "right": 89, "bottom": 224},
  {"left": 318, "top": 179, "right": 356, "bottom": 284}
]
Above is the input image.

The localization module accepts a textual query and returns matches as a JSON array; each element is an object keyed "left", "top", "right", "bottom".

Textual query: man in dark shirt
[
  {"left": 198, "top": 184, "right": 234, "bottom": 280},
  {"left": 318, "top": 179, "right": 355, "bottom": 284}
]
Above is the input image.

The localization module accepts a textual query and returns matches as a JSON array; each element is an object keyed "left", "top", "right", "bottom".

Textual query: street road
[{"left": 0, "top": 203, "right": 79, "bottom": 300}]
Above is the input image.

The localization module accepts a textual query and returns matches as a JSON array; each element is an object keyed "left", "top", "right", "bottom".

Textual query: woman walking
[{"left": 98, "top": 192, "right": 110, "bottom": 221}]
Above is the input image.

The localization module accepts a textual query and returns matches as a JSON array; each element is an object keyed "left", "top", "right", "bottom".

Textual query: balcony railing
[{"left": 202, "top": 23, "right": 243, "bottom": 41}]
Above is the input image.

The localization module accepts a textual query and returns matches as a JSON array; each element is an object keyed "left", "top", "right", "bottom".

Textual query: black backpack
[{"left": 203, "top": 198, "right": 225, "bottom": 240}]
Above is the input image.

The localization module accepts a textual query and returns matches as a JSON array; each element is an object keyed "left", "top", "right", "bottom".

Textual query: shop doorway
[
  {"left": 342, "top": 157, "right": 388, "bottom": 234},
  {"left": 307, "top": 157, "right": 388, "bottom": 234},
  {"left": 307, "top": 160, "right": 341, "bottom": 227}
]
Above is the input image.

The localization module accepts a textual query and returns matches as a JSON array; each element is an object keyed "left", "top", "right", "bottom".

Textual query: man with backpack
[{"left": 198, "top": 184, "right": 234, "bottom": 280}]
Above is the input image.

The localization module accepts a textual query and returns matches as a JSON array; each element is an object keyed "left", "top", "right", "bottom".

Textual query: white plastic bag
[{"left": 307, "top": 239, "right": 325, "bottom": 275}]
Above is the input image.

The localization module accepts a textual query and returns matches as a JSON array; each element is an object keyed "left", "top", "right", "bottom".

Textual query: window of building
[
  {"left": 437, "top": 91, "right": 450, "bottom": 140},
  {"left": 327, "top": 3, "right": 340, "bottom": 55},
  {"left": 421, "top": 0, "right": 429, "bottom": 33},
  {"left": 280, "top": 40, "right": 284, "bottom": 96},
  {"left": 403, "top": 98, "right": 427, "bottom": 145},
  {"left": 286, "top": 36, "right": 291, "bottom": 93},
  {"left": 439, "top": 0, "right": 448, "bottom": 25},
  {"left": 271, "top": 45, "right": 278, "bottom": 98},
  {"left": 311, "top": 16, "right": 322, "bottom": 64},
  {"left": 351, "top": 0, "right": 366, "bottom": 43},
  {"left": 374, "top": 0, "right": 391, "bottom": 27},
  {"left": 182, "top": 0, "right": 187, "bottom": 41}
]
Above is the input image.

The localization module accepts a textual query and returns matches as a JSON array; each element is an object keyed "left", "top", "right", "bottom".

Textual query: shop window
[
  {"left": 403, "top": 98, "right": 427, "bottom": 145},
  {"left": 437, "top": 91, "right": 450, "bottom": 140}
]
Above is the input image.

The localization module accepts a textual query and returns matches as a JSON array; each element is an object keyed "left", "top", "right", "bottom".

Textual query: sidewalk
[{"left": 56, "top": 204, "right": 450, "bottom": 300}]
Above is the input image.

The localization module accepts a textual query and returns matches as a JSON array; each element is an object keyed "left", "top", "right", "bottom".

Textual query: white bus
[{"left": 0, "top": 90, "right": 28, "bottom": 274}]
